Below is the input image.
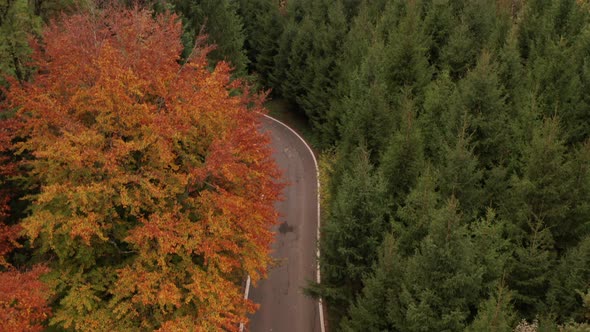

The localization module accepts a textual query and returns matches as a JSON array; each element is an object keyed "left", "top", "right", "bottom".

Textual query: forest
[{"left": 1, "top": 0, "right": 590, "bottom": 331}]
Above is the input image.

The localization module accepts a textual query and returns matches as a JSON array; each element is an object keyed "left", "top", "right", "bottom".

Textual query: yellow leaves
[
  {"left": 157, "top": 282, "right": 182, "bottom": 309},
  {"left": 6, "top": 5, "right": 282, "bottom": 331}
]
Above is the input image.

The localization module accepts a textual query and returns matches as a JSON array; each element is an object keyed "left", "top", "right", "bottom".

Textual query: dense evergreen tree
[
  {"left": 393, "top": 166, "right": 440, "bottom": 257},
  {"left": 169, "top": 0, "right": 248, "bottom": 75},
  {"left": 379, "top": 97, "right": 425, "bottom": 209},
  {"left": 0, "top": 0, "right": 40, "bottom": 85},
  {"left": 340, "top": 233, "right": 404, "bottom": 332},
  {"left": 547, "top": 235, "right": 590, "bottom": 323},
  {"left": 400, "top": 198, "right": 483, "bottom": 331},
  {"left": 337, "top": 39, "right": 391, "bottom": 162},
  {"left": 275, "top": 0, "right": 348, "bottom": 145},
  {"left": 453, "top": 52, "right": 511, "bottom": 168},
  {"left": 438, "top": 128, "right": 484, "bottom": 219},
  {"left": 381, "top": 0, "right": 432, "bottom": 106},
  {"left": 320, "top": 146, "right": 389, "bottom": 321},
  {"left": 236, "top": 0, "right": 282, "bottom": 86},
  {"left": 466, "top": 281, "right": 517, "bottom": 332}
]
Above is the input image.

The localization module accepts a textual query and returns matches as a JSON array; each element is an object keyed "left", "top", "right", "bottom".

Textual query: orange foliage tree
[
  {"left": 6, "top": 5, "right": 281, "bottom": 331},
  {"left": 0, "top": 113, "right": 52, "bottom": 331}
]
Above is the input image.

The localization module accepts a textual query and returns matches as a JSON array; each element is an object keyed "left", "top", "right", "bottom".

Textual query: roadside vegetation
[{"left": 1, "top": 0, "right": 590, "bottom": 331}]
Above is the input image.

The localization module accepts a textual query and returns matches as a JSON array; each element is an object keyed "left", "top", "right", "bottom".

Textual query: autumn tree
[
  {"left": 0, "top": 108, "right": 52, "bottom": 332},
  {"left": 6, "top": 5, "right": 280, "bottom": 331}
]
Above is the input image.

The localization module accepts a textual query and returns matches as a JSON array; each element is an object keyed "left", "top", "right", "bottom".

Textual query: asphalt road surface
[{"left": 248, "top": 115, "right": 322, "bottom": 332}]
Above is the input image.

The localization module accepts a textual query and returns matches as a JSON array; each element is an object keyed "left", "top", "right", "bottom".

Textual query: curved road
[{"left": 247, "top": 115, "right": 322, "bottom": 332}]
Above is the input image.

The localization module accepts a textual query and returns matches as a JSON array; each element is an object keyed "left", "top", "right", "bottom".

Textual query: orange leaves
[
  {"left": 4, "top": 5, "right": 282, "bottom": 330},
  {"left": 0, "top": 265, "right": 52, "bottom": 332}
]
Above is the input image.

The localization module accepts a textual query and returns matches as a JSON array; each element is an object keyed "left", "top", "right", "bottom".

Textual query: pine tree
[
  {"left": 507, "top": 222, "right": 556, "bottom": 319},
  {"left": 512, "top": 118, "right": 577, "bottom": 248},
  {"left": 321, "top": 146, "right": 389, "bottom": 321},
  {"left": 440, "top": 0, "right": 499, "bottom": 79},
  {"left": 418, "top": 71, "right": 456, "bottom": 164},
  {"left": 329, "top": 0, "right": 383, "bottom": 147},
  {"left": 381, "top": 0, "right": 432, "bottom": 106},
  {"left": 337, "top": 39, "right": 391, "bottom": 162},
  {"left": 438, "top": 124, "right": 484, "bottom": 219},
  {"left": 471, "top": 209, "right": 512, "bottom": 296},
  {"left": 400, "top": 198, "right": 483, "bottom": 331},
  {"left": 275, "top": 0, "right": 348, "bottom": 145},
  {"left": 454, "top": 51, "right": 511, "bottom": 168},
  {"left": 379, "top": 96, "right": 425, "bottom": 210},
  {"left": 0, "top": 0, "right": 41, "bottom": 86},
  {"left": 466, "top": 280, "right": 517, "bottom": 332},
  {"left": 394, "top": 166, "right": 440, "bottom": 257},
  {"left": 421, "top": 0, "right": 454, "bottom": 70},
  {"left": 237, "top": 0, "right": 283, "bottom": 86},
  {"left": 340, "top": 233, "right": 404, "bottom": 332},
  {"left": 169, "top": 0, "right": 249, "bottom": 75},
  {"left": 547, "top": 235, "right": 590, "bottom": 323}
]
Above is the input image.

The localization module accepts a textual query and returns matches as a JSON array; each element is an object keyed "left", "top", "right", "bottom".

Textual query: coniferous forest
[{"left": 1, "top": 0, "right": 590, "bottom": 331}]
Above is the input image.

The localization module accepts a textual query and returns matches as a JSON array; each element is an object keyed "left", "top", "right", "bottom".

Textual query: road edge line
[
  {"left": 260, "top": 114, "right": 325, "bottom": 332},
  {"left": 238, "top": 275, "right": 251, "bottom": 332}
]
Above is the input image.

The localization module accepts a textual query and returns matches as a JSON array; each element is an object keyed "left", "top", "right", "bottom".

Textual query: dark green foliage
[
  {"left": 0, "top": 0, "right": 40, "bottom": 85},
  {"left": 508, "top": 118, "right": 581, "bottom": 249},
  {"left": 466, "top": 281, "right": 517, "bottom": 332},
  {"left": 453, "top": 52, "right": 511, "bottom": 168},
  {"left": 340, "top": 233, "right": 403, "bottom": 332},
  {"left": 438, "top": 129, "right": 484, "bottom": 218},
  {"left": 337, "top": 39, "right": 391, "bottom": 162},
  {"left": 300, "top": 0, "right": 590, "bottom": 328},
  {"left": 169, "top": 0, "right": 248, "bottom": 74},
  {"left": 547, "top": 235, "right": 590, "bottom": 323},
  {"left": 379, "top": 97, "right": 425, "bottom": 209},
  {"left": 274, "top": 0, "right": 348, "bottom": 145},
  {"left": 381, "top": 0, "right": 432, "bottom": 105},
  {"left": 400, "top": 198, "right": 483, "bottom": 331},
  {"left": 394, "top": 166, "right": 439, "bottom": 257},
  {"left": 236, "top": 0, "right": 282, "bottom": 86},
  {"left": 321, "top": 146, "right": 389, "bottom": 319},
  {"left": 470, "top": 209, "right": 511, "bottom": 295},
  {"left": 507, "top": 222, "right": 556, "bottom": 319}
]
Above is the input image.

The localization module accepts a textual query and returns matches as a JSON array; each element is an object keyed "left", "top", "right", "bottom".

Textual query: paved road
[{"left": 248, "top": 116, "right": 322, "bottom": 332}]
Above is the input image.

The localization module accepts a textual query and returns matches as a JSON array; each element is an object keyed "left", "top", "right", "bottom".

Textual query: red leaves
[
  {"left": 4, "top": 5, "right": 282, "bottom": 330},
  {"left": 0, "top": 266, "right": 52, "bottom": 332}
]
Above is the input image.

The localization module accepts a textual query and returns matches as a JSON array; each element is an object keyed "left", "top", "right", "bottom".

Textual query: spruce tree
[
  {"left": 471, "top": 209, "right": 511, "bottom": 296},
  {"left": 0, "top": 0, "right": 40, "bottom": 85},
  {"left": 337, "top": 39, "right": 391, "bottom": 163},
  {"left": 329, "top": 0, "right": 383, "bottom": 147},
  {"left": 510, "top": 118, "right": 577, "bottom": 248},
  {"left": 169, "top": 0, "right": 249, "bottom": 75},
  {"left": 394, "top": 166, "right": 440, "bottom": 257},
  {"left": 340, "top": 233, "right": 404, "bottom": 332},
  {"left": 276, "top": 0, "right": 348, "bottom": 145},
  {"left": 419, "top": 71, "right": 456, "bottom": 164},
  {"left": 321, "top": 146, "right": 389, "bottom": 320},
  {"left": 547, "top": 235, "right": 590, "bottom": 323},
  {"left": 438, "top": 126, "right": 484, "bottom": 219},
  {"left": 507, "top": 222, "right": 555, "bottom": 319},
  {"left": 400, "top": 198, "right": 483, "bottom": 331},
  {"left": 453, "top": 52, "right": 511, "bottom": 168},
  {"left": 466, "top": 281, "right": 517, "bottom": 332},
  {"left": 379, "top": 96, "right": 425, "bottom": 210},
  {"left": 381, "top": 0, "right": 432, "bottom": 106},
  {"left": 236, "top": 0, "right": 282, "bottom": 86}
]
